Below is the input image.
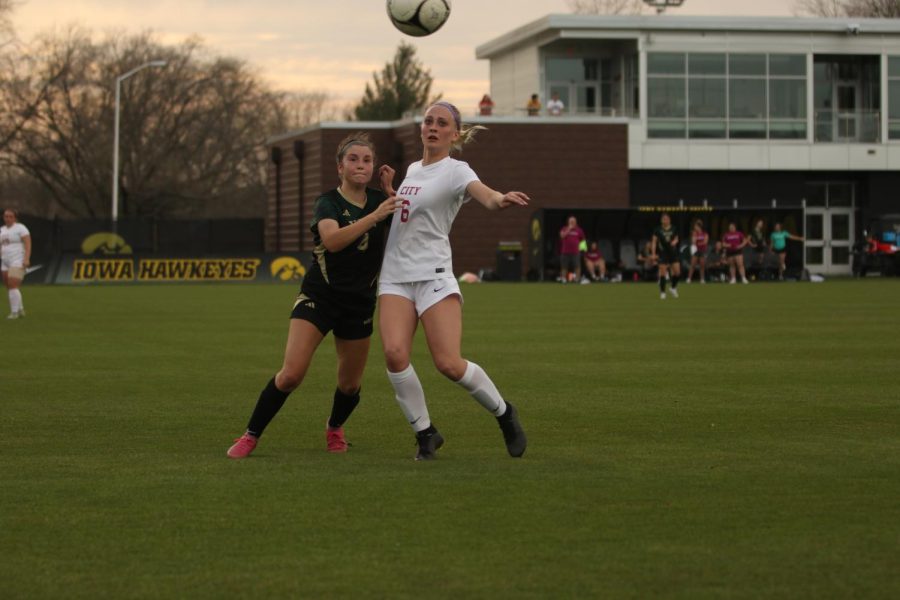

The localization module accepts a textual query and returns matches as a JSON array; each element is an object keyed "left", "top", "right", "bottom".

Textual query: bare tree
[
  {"left": 3, "top": 30, "right": 292, "bottom": 218},
  {"left": 568, "top": 0, "right": 646, "bottom": 14},
  {"left": 0, "top": 0, "right": 66, "bottom": 156},
  {"left": 793, "top": 0, "right": 847, "bottom": 16},
  {"left": 276, "top": 90, "right": 342, "bottom": 131},
  {"left": 794, "top": 0, "right": 900, "bottom": 16},
  {"left": 846, "top": 0, "right": 900, "bottom": 16}
]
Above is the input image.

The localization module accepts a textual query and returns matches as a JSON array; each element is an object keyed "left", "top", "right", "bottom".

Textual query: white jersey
[
  {"left": 0, "top": 222, "right": 30, "bottom": 266},
  {"left": 380, "top": 157, "right": 479, "bottom": 283}
]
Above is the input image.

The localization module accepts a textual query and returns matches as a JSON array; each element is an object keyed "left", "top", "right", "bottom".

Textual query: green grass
[{"left": 2, "top": 281, "right": 899, "bottom": 598}]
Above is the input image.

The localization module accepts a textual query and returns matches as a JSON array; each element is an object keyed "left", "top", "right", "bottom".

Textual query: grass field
[{"left": 2, "top": 280, "right": 899, "bottom": 598}]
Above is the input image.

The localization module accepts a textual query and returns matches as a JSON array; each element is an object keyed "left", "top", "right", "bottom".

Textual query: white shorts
[
  {"left": 378, "top": 278, "right": 463, "bottom": 316},
  {"left": 1, "top": 257, "right": 24, "bottom": 273}
]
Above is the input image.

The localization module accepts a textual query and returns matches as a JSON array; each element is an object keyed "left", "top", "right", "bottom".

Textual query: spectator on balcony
[
  {"left": 526, "top": 93, "right": 541, "bottom": 116},
  {"left": 547, "top": 92, "right": 565, "bottom": 116},
  {"left": 478, "top": 94, "right": 494, "bottom": 116}
]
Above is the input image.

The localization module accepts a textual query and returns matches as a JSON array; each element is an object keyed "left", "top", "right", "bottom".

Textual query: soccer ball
[{"left": 386, "top": 0, "right": 452, "bottom": 37}]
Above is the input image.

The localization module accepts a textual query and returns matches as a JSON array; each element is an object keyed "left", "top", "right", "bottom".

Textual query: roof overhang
[{"left": 476, "top": 14, "right": 900, "bottom": 59}]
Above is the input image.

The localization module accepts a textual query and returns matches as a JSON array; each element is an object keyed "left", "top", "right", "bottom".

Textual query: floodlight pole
[
  {"left": 112, "top": 60, "right": 167, "bottom": 230},
  {"left": 643, "top": 0, "right": 685, "bottom": 14}
]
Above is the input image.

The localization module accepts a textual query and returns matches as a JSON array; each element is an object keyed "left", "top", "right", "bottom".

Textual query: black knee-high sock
[
  {"left": 246, "top": 377, "right": 291, "bottom": 438},
  {"left": 328, "top": 388, "right": 360, "bottom": 429},
  {"left": 671, "top": 272, "right": 679, "bottom": 289},
  {"left": 659, "top": 277, "right": 666, "bottom": 293}
]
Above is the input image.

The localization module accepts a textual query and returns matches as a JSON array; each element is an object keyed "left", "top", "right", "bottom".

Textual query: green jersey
[
  {"left": 653, "top": 226, "right": 678, "bottom": 255},
  {"left": 301, "top": 188, "right": 388, "bottom": 303},
  {"left": 770, "top": 230, "right": 790, "bottom": 251}
]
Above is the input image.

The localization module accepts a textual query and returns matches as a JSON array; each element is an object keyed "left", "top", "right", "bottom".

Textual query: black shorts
[
  {"left": 290, "top": 289, "right": 374, "bottom": 340},
  {"left": 658, "top": 251, "right": 679, "bottom": 265},
  {"left": 560, "top": 253, "right": 579, "bottom": 271},
  {"left": 725, "top": 249, "right": 741, "bottom": 257},
  {"left": 693, "top": 248, "right": 708, "bottom": 258}
]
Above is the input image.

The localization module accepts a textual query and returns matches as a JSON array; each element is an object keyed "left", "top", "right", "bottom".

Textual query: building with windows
[
  {"left": 266, "top": 15, "right": 900, "bottom": 278},
  {"left": 476, "top": 15, "right": 900, "bottom": 275}
]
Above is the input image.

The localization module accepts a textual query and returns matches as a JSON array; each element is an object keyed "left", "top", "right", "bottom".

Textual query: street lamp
[
  {"left": 643, "top": 0, "right": 685, "bottom": 13},
  {"left": 111, "top": 60, "right": 167, "bottom": 228}
]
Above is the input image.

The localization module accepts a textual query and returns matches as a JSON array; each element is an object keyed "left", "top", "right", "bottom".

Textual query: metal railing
[{"left": 814, "top": 110, "right": 881, "bottom": 143}]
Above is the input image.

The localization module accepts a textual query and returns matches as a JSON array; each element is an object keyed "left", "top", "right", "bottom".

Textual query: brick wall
[{"left": 266, "top": 120, "right": 629, "bottom": 276}]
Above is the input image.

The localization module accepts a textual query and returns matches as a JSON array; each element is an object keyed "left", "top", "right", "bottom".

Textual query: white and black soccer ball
[{"left": 386, "top": 0, "right": 452, "bottom": 37}]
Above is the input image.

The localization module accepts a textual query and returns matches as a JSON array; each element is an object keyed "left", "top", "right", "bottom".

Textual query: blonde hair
[
  {"left": 429, "top": 101, "right": 487, "bottom": 153},
  {"left": 336, "top": 132, "right": 376, "bottom": 164}
]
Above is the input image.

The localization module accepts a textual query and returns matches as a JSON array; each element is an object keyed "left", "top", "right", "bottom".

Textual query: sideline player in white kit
[
  {"left": 1, "top": 209, "right": 31, "bottom": 319},
  {"left": 378, "top": 101, "right": 529, "bottom": 460}
]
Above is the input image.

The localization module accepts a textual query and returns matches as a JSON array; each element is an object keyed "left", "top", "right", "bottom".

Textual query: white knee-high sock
[
  {"left": 9, "top": 289, "right": 22, "bottom": 313},
  {"left": 456, "top": 361, "right": 507, "bottom": 417},
  {"left": 387, "top": 364, "right": 431, "bottom": 433}
]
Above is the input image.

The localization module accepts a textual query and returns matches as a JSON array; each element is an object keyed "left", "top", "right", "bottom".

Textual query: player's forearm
[{"left": 321, "top": 215, "right": 376, "bottom": 253}]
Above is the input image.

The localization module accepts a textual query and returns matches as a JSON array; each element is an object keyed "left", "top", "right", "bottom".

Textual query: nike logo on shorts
[{"left": 433, "top": 284, "right": 446, "bottom": 293}]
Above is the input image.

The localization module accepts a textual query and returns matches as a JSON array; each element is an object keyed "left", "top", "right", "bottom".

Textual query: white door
[
  {"left": 805, "top": 208, "right": 854, "bottom": 275},
  {"left": 834, "top": 82, "right": 860, "bottom": 142}
]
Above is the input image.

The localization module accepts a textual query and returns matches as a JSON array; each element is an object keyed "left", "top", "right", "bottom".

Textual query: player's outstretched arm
[
  {"left": 318, "top": 197, "right": 401, "bottom": 253},
  {"left": 466, "top": 181, "right": 529, "bottom": 211}
]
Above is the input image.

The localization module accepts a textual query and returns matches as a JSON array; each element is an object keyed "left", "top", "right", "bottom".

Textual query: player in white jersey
[
  {"left": 378, "top": 101, "right": 529, "bottom": 460},
  {"left": 1, "top": 209, "right": 31, "bottom": 319}
]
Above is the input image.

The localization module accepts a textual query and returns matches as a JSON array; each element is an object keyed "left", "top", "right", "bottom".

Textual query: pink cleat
[
  {"left": 326, "top": 425, "right": 348, "bottom": 453},
  {"left": 227, "top": 433, "right": 258, "bottom": 459}
]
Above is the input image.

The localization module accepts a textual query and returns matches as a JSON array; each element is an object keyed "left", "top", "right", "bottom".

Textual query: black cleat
[
  {"left": 497, "top": 402, "right": 527, "bottom": 457},
  {"left": 414, "top": 429, "right": 444, "bottom": 461}
]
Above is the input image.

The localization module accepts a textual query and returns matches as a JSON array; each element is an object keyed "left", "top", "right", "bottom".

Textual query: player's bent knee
[
  {"left": 275, "top": 369, "right": 303, "bottom": 392},
  {"left": 383, "top": 347, "right": 411, "bottom": 372},
  {"left": 433, "top": 357, "right": 466, "bottom": 381}
]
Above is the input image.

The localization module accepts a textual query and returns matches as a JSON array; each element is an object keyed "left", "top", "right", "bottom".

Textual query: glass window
[
  {"left": 729, "top": 121, "right": 767, "bottom": 139},
  {"left": 770, "top": 80, "right": 807, "bottom": 119},
  {"left": 689, "top": 121, "right": 726, "bottom": 139},
  {"left": 890, "top": 57, "right": 900, "bottom": 78},
  {"left": 648, "top": 78, "right": 686, "bottom": 118},
  {"left": 546, "top": 58, "right": 598, "bottom": 83},
  {"left": 805, "top": 183, "right": 827, "bottom": 207},
  {"left": 770, "top": 54, "right": 806, "bottom": 76},
  {"left": 648, "top": 121, "right": 687, "bottom": 138},
  {"left": 689, "top": 78, "right": 726, "bottom": 118},
  {"left": 806, "top": 246, "right": 824, "bottom": 265},
  {"left": 890, "top": 80, "right": 900, "bottom": 119},
  {"left": 890, "top": 122, "right": 900, "bottom": 139},
  {"left": 648, "top": 53, "right": 685, "bottom": 75},
  {"left": 769, "top": 121, "right": 807, "bottom": 139},
  {"left": 729, "top": 54, "right": 767, "bottom": 76},
  {"left": 829, "top": 184, "right": 854, "bottom": 208},
  {"left": 806, "top": 214, "right": 824, "bottom": 240},
  {"left": 689, "top": 53, "right": 726, "bottom": 76},
  {"left": 729, "top": 79, "right": 766, "bottom": 119}
]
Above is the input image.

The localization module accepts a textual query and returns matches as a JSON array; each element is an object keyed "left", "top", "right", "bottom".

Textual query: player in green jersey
[
  {"left": 651, "top": 213, "right": 681, "bottom": 299},
  {"left": 227, "top": 133, "right": 400, "bottom": 458},
  {"left": 770, "top": 222, "right": 804, "bottom": 281}
]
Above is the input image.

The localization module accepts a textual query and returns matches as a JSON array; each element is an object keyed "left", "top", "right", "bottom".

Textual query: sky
[{"left": 14, "top": 0, "right": 796, "bottom": 114}]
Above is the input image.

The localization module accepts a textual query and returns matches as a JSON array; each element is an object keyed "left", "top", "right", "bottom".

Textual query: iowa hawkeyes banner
[{"left": 53, "top": 254, "right": 311, "bottom": 284}]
